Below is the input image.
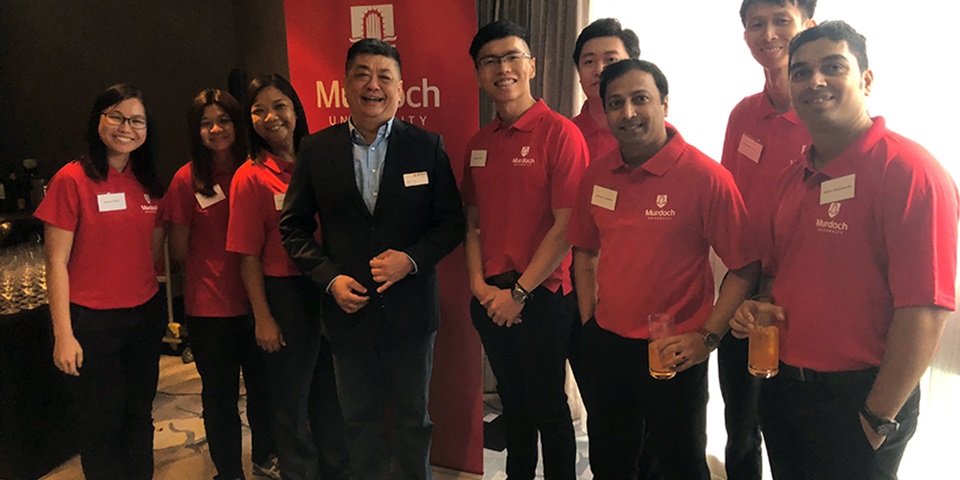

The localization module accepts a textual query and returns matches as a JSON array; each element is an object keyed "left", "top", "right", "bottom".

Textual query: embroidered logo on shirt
[
  {"left": 828, "top": 202, "right": 841, "bottom": 218},
  {"left": 513, "top": 146, "right": 536, "bottom": 167},
  {"left": 645, "top": 194, "right": 676, "bottom": 220},
  {"left": 815, "top": 202, "right": 847, "bottom": 234},
  {"left": 141, "top": 193, "right": 158, "bottom": 212}
]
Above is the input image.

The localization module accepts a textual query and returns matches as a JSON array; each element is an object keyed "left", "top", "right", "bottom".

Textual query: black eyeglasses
[{"left": 102, "top": 111, "right": 147, "bottom": 130}]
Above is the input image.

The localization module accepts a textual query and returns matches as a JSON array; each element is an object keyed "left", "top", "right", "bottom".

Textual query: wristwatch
[
  {"left": 697, "top": 327, "right": 722, "bottom": 351},
  {"left": 511, "top": 282, "right": 531, "bottom": 305},
  {"left": 861, "top": 403, "right": 900, "bottom": 437}
]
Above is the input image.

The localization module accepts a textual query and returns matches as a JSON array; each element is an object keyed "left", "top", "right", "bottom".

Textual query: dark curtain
[{"left": 475, "top": 0, "right": 589, "bottom": 125}]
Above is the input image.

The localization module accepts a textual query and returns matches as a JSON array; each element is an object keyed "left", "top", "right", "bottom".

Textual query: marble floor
[{"left": 43, "top": 355, "right": 233, "bottom": 480}]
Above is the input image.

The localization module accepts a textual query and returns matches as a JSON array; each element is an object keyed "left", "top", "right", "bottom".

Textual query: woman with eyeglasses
[
  {"left": 225, "top": 74, "right": 349, "bottom": 480},
  {"left": 35, "top": 83, "right": 165, "bottom": 479},
  {"left": 166, "top": 89, "right": 278, "bottom": 479}
]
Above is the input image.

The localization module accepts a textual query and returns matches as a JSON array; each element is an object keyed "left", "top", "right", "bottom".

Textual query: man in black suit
[{"left": 279, "top": 39, "right": 465, "bottom": 480}]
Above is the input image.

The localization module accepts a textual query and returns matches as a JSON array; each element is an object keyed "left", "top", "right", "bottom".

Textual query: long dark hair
[
  {"left": 244, "top": 74, "right": 309, "bottom": 160},
  {"left": 188, "top": 89, "right": 247, "bottom": 197},
  {"left": 82, "top": 83, "right": 163, "bottom": 198}
]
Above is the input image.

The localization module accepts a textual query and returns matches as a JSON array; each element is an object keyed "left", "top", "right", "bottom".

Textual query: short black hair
[
  {"left": 572, "top": 18, "right": 640, "bottom": 64},
  {"left": 245, "top": 73, "right": 310, "bottom": 159},
  {"left": 469, "top": 19, "right": 530, "bottom": 65},
  {"left": 599, "top": 59, "right": 669, "bottom": 104},
  {"left": 346, "top": 38, "right": 402, "bottom": 76},
  {"left": 789, "top": 20, "right": 868, "bottom": 72},
  {"left": 739, "top": 0, "right": 817, "bottom": 26}
]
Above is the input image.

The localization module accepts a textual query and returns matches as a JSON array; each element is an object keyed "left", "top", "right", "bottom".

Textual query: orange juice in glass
[
  {"left": 748, "top": 312, "right": 779, "bottom": 378},
  {"left": 647, "top": 313, "right": 676, "bottom": 380}
]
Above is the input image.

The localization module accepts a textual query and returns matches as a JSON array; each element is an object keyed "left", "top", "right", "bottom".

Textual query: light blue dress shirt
[{"left": 349, "top": 117, "right": 393, "bottom": 214}]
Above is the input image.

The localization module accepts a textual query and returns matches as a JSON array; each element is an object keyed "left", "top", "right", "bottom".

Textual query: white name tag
[
  {"left": 195, "top": 184, "right": 226, "bottom": 209},
  {"left": 820, "top": 174, "right": 856, "bottom": 205},
  {"left": 591, "top": 185, "right": 618, "bottom": 211},
  {"left": 403, "top": 171, "right": 429, "bottom": 187},
  {"left": 97, "top": 192, "right": 126, "bottom": 212},
  {"left": 470, "top": 150, "right": 487, "bottom": 167},
  {"left": 738, "top": 133, "right": 763, "bottom": 163},
  {"left": 274, "top": 193, "right": 286, "bottom": 211}
]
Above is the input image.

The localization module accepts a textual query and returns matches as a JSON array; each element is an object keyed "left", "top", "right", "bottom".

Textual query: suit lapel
[{"left": 373, "top": 120, "right": 407, "bottom": 218}]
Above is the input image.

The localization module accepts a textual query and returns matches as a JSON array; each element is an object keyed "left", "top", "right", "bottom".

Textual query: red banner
[{"left": 283, "top": 0, "right": 483, "bottom": 474}]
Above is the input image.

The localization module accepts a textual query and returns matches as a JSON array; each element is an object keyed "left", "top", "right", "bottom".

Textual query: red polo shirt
[
  {"left": 571, "top": 100, "right": 619, "bottom": 164},
  {"left": 767, "top": 118, "right": 958, "bottom": 371},
  {"left": 226, "top": 152, "right": 301, "bottom": 277},
  {"left": 35, "top": 160, "right": 160, "bottom": 309},
  {"left": 568, "top": 128, "right": 758, "bottom": 339},
  {"left": 461, "top": 99, "right": 588, "bottom": 294},
  {"left": 167, "top": 162, "right": 249, "bottom": 317},
  {"left": 721, "top": 90, "right": 811, "bottom": 241}
]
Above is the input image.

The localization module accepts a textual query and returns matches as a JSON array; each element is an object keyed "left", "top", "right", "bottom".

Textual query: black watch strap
[{"left": 861, "top": 403, "right": 899, "bottom": 436}]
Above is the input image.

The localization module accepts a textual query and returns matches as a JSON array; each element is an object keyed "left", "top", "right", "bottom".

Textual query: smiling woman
[{"left": 33, "top": 83, "right": 166, "bottom": 479}]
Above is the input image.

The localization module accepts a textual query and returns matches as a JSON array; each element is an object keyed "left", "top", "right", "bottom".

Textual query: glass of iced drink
[
  {"left": 647, "top": 313, "right": 676, "bottom": 380},
  {"left": 748, "top": 310, "right": 780, "bottom": 378}
]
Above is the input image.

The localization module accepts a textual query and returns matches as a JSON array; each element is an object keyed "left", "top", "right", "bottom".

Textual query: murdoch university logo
[
  {"left": 141, "top": 193, "right": 158, "bottom": 213},
  {"left": 828, "top": 202, "right": 841, "bottom": 218},
  {"left": 521, "top": 146, "right": 530, "bottom": 157},
  {"left": 646, "top": 194, "right": 676, "bottom": 219},
  {"left": 816, "top": 202, "right": 848, "bottom": 234},
  {"left": 349, "top": 4, "right": 397, "bottom": 43}
]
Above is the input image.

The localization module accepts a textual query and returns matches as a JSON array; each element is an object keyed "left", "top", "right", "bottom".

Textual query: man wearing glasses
[{"left": 462, "top": 19, "right": 588, "bottom": 480}]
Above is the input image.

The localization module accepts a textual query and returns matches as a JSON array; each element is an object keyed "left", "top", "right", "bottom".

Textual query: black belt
[
  {"left": 485, "top": 271, "right": 520, "bottom": 288},
  {"left": 778, "top": 362, "right": 878, "bottom": 383}
]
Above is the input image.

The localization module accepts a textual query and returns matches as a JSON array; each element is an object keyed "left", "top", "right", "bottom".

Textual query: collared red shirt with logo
[
  {"left": 35, "top": 160, "right": 161, "bottom": 309},
  {"left": 721, "top": 89, "right": 811, "bottom": 240},
  {"left": 766, "top": 117, "right": 958, "bottom": 371},
  {"left": 226, "top": 151, "right": 302, "bottom": 277},
  {"left": 461, "top": 99, "right": 588, "bottom": 294},
  {"left": 167, "top": 162, "right": 249, "bottom": 317},
  {"left": 568, "top": 127, "right": 758, "bottom": 339},
  {"left": 571, "top": 100, "right": 619, "bottom": 164}
]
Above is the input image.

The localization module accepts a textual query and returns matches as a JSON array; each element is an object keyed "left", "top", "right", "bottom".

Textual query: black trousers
[
  {"left": 579, "top": 319, "right": 710, "bottom": 480},
  {"left": 717, "top": 333, "right": 763, "bottom": 480},
  {"left": 759, "top": 365, "right": 919, "bottom": 480},
  {"left": 69, "top": 292, "right": 166, "bottom": 480},
  {"left": 264, "top": 276, "right": 350, "bottom": 480},
  {"left": 331, "top": 332, "right": 436, "bottom": 480},
  {"left": 472, "top": 280, "right": 576, "bottom": 480},
  {"left": 186, "top": 314, "right": 275, "bottom": 479}
]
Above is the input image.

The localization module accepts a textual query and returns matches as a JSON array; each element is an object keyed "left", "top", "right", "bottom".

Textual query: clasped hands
[
  {"left": 472, "top": 283, "right": 524, "bottom": 327},
  {"left": 330, "top": 249, "right": 413, "bottom": 314}
]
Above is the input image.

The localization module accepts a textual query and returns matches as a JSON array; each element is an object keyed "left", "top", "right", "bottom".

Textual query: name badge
[
  {"left": 738, "top": 134, "right": 763, "bottom": 163},
  {"left": 195, "top": 184, "right": 226, "bottom": 209},
  {"left": 820, "top": 174, "right": 855, "bottom": 205},
  {"left": 591, "top": 185, "right": 618, "bottom": 211},
  {"left": 274, "top": 193, "right": 286, "bottom": 211},
  {"left": 403, "top": 171, "right": 429, "bottom": 187},
  {"left": 470, "top": 150, "right": 487, "bottom": 167},
  {"left": 97, "top": 192, "right": 126, "bottom": 212}
]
